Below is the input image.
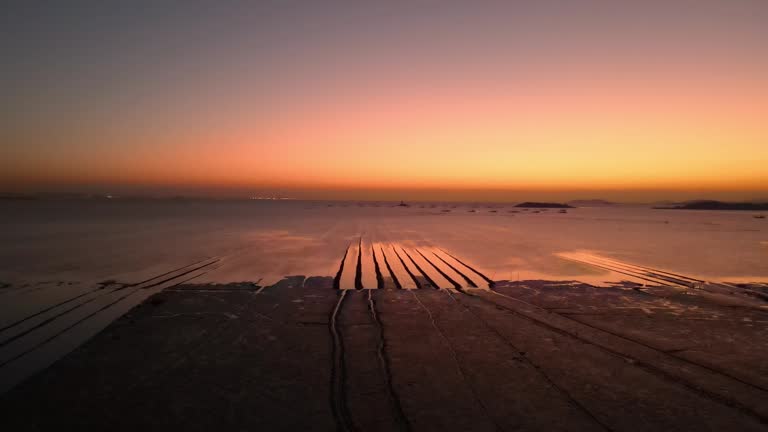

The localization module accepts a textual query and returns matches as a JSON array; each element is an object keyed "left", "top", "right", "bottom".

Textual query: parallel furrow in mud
[
  {"left": 126, "top": 257, "right": 216, "bottom": 288},
  {"left": 0, "top": 259, "right": 219, "bottom": 370},
  {"left": 442, "top": 289, "right": 612, "bottom": 432},
  {"left": 437, "top": 248, "right": 495, "bottom": 287},
  {"left": 368, "top": 290, "right": 410, "bottom": 431},
  {"left": 429, "top": 248, "right": 488, "bottom": 288},
  {"left": 359, "top": 238, "right": 379, "bottom": 290},
  {"left": 329, "top": 290, "right": 355, "bottom": 432},
  {"left": 0, "top": 285, "right": 119, "bottom": 342},
  {"left": 0, "top": 283, "right": 120, "bottom": 335},
  {"left": 331, "top": 239, "right": 490, "bottom": 291},
  {"left": 134, "top": 259, "right": 221, "bottom": 291},
  {"left": 429, "top": 251, "right": 478, "bottom": 288},
  {"left": 401, "top": 249, "right": 440, "bottom": 289},
  {"left": 333, "top": 244, "right": 351, "bottom": 290},
  {"left": 355, "top": 238, "right": 364, "bottom": 290},
  {"left": 410, "top": 290, "right": 502, "bottom": 430},
  {"left": 561, "top": 253, "right": 758, "bottom": 296},
  {"left": 168, "top": 264, "right": 222, "bottom": 288},
  {"left": 1, "top": 258, "right": 219, "bottom": 341},
  {"left": 392, "top": 246, "right": 422, "bottom": 289},
  {"left": 585, "top": 258, "right": 765, "bottom": 302},
  {"left": 371, "top": 247, "right": 385, "bottom": 290},
  {"left": 337, "top": 241, "right": 360, "bottom": 290},
  {"left": 563, "top": 256, "right": 682, "bottom": 287},
  {"left": 379, "top": 246, "right": 402, "bottom": 289},
  {"left": 416, "top": 250, "right": 462, "bottom": 289},
  {"left": 583, "top": 256, "right": 768, "bottom": 301},
  {"left": 591, "top": 255, "right": 704, "bottom": 283},
  {"left": 0, "top": 287, "right": 121, "bottom": 348},
  {"left": 553, "top": 304, "right": 768, "bottom": 394},
  {"left": 470, "top": 288, "right": 768, "bottom": 424},
  {"left": 586, "top": 258, "right": 693, "bottom": 287}
]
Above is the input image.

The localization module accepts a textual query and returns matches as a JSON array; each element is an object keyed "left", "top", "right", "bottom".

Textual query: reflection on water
[
  {"left": 0, "top": 200, "right": 766, "bottom": 291},
  {"left": 0, "top": 199, "right": 766, "bottom": 393}
]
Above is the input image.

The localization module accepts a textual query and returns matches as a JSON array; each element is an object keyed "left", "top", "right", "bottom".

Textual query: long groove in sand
[
  {"left": 333, "top": 244, "right": 351, "bottom": 290},
  {"left": 329, "top": 290, "right": 355, "bottom": 431},
  {"left": 392, "top": 246, "right": 422, "bottom": 289},
  {"left": 401, "top": 248, "right": 441, "bottom": 289},
  {"left": 437, "top": 248, "right": 495, "bottom": 287},
  {"left": 472, "top": 289, "right": 768, "bottom": 425},
  {"left": 378, "top": 246, "right": 402, "bottom": 289},
  {"left": 0, "top": 257, "right": 216, "bottom": 335},
  {"left": 428, "top": 250, "right": 478, "bottom": 288},
  {"left": 368, "top": 290, "right": 410, "bottom": 431},
  {"left": 0, "top": 259, "right": 220, "bottom": 370},
  {"left": 416, "top": 249, "right": 462, "bottom": 289},
  {"left": 410, "top": 290, "right": 502, "bottom": 430},
  {"left": 355, "top": 237, "right": 364, "bottom": 290},
  {"left": 443, "top": 289, "right": 613, "bottom": 431}
]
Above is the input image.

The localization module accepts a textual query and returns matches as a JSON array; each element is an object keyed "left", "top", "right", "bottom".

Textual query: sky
[{"left": 1, "top": 0, "right": 767, "bottom": 202}]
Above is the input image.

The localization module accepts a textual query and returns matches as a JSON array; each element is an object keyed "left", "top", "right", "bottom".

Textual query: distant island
[
  {"left": 567, "top": 199, "right": 615, "bottom": 207},
  {"left": 514, "top": 202, "right": 574, "bottom": 208},
  {"left": 655, "top": 200, "right": 768, "bottom": 211}
]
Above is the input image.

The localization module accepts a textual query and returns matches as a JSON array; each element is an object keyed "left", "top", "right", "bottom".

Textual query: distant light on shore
[{"left": 250, "top": 197, "right": 295, "bottom": 200}]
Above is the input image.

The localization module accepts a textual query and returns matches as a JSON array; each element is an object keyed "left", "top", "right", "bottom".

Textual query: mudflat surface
[
  {"left": 2, "top": 279, "right": 767, "bottom": 432},
  {"left": 2, "top": 202, "right": 767, "bottom": 394}
]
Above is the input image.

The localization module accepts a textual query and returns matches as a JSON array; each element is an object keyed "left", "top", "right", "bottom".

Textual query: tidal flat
[{"left": 0, "top": 199, "right": 766, "bottom": 430}]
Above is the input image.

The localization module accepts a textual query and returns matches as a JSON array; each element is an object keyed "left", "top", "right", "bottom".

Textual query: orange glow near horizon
[
  {"left": 8, "top": 73, "right": 767, "bottom": 196},
  {"left": 2, "top": 2, "right": 768, "bottom": 201}
]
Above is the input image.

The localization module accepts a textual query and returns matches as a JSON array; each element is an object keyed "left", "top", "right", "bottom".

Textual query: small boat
[{"left": 755, "top": 214, "right": 766, "bottom": 219}]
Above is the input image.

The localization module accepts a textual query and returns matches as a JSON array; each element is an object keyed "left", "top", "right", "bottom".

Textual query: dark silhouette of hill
[
  {"left": 567, "top": 199, "right": 615, "bottom": 207},
  {"left": 656, "top": 200, "right": 768, "bottom": 210},
  {"left": 514, "top": 202, "right": 573, "bottom": 208}
]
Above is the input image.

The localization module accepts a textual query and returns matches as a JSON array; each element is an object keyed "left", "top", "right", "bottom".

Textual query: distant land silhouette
[
  {"left": 514, "top": 202, "right": 574, "bottom": 208},
  {"left": 655, "top": 200, "right": 768, "bottom": 211},
  {"left": 566, "top": 199, "right": 616, "bottom": 207}
]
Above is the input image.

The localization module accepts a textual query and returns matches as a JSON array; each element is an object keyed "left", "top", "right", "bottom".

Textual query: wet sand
[{"left": 1, "top": 277, "right": 767, "bottom": 431}]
